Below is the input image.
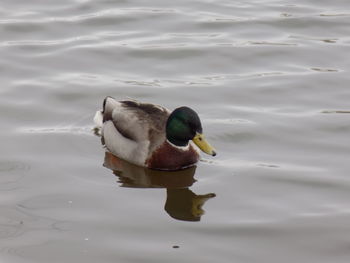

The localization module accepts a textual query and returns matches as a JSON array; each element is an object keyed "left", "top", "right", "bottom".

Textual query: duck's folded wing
[{"left": 102, "top": 97, "right": 170, "bottom": 142}]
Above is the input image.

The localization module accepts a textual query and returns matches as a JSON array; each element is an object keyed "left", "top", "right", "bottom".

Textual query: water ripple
[
  {"left": 17, "top": 126, "right": 93, "bottom": 136},
  {"left": 0, "top": 8, "right": 178, "bottom": 25}
]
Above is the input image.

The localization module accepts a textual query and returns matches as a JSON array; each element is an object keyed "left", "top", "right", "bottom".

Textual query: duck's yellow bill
[{"left": 192, "top": 133, "right": 217, "bottom": 156}]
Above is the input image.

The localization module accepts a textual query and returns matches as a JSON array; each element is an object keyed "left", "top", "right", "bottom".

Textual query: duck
[{"left": 94, "top": 96, "right": 216, "bottom": 170}]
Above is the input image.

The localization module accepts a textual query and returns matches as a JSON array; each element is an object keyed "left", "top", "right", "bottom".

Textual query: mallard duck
[{"left": 94, "top": 97, "right": 216, "bottom": 170}]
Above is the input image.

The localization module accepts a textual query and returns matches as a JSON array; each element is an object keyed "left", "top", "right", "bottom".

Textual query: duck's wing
[
  {"left": 102, "top": 97, "right": 170, "bottom": 143},
  {"left": 100, "top": 97, "right": 170, "bottom": 166}
]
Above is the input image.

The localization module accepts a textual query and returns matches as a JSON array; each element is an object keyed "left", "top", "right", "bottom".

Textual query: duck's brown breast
[{"left": 146, "top": 141, "right": 199, "bottom": 170}]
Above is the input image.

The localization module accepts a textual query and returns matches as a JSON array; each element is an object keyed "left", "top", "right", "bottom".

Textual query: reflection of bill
[{"left": 103, "top": 152, "right": 216, "bottom": 221}]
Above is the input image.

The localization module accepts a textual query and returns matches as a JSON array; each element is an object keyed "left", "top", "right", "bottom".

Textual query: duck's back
[{"left": 101, "top": 97, "right": 171, "bottom": 165}]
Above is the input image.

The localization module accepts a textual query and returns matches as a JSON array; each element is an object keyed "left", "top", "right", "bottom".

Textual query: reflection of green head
[
  {"left": 165, "top": 188, "right": 216, "bottom": 222},
  {"left": 166, "top": 107, "right": 202, "bottom": 146}
]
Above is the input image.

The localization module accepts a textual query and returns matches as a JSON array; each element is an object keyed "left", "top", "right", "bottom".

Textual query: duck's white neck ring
[{"left": 166, "top": 139, "right": 191, "bottom": 151}]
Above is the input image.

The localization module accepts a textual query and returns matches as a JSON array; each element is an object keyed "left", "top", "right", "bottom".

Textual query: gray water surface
[{"left": 1, "top": 0, "right": 350, "bottom": 262}]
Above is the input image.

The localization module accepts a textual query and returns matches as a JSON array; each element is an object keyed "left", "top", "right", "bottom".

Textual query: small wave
[
  {"left": 321, "top": 110, "right": 350, "bottom": 114},
  {"left": 17, "top": 126, "right": 94, "bottom": 136},
  {"left": 206, "top": 118, "right": 256, "bottom": 125},
  {"left": 248, "top": 41, "right": 297, "bottom": 46},
  {"left": 0, "top": 161, "right": 30, "bottom": 173},
  {"left": 310, "top": 67, "right": 340, "bottom": 73},
  {"left": 320, "top": 13, "right": 350, "bottom": 17}
]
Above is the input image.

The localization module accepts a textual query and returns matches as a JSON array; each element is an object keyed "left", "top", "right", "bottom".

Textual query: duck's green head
[{"left": 166, "top": 107, "right": 216, "bottom": 156}]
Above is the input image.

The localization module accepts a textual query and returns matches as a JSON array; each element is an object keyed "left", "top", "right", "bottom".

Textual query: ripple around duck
[{"left": 17, "top": 126, "right": 94, "bottom": 136}]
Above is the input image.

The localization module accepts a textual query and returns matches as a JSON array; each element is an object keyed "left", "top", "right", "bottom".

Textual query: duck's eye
[{"left": 199, "top": 137, "right": 202, "bottom": 141}]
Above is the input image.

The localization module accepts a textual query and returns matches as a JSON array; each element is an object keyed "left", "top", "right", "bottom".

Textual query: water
[{"left": 1, "top": 0, "right": 350, "bottom": 262}]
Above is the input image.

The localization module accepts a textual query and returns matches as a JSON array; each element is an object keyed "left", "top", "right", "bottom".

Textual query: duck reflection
[{"left": 103, "top": 152, "right": 215, "bottom": 222}]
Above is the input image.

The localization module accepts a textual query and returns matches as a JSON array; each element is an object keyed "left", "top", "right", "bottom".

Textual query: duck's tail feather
[
  {"left": 94, "top": 96, "right": 117, "bottom": 135},
  {"left": 93, "top": 110, "right": 103, "bottom": 128}
]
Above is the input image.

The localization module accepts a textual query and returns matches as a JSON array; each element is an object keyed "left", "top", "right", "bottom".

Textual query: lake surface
[{"left": 1, "top": 0, "right": 350, "bottom": 262}]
